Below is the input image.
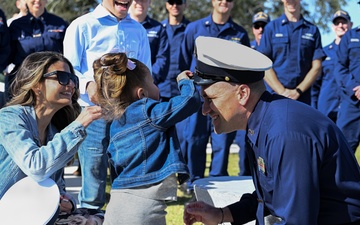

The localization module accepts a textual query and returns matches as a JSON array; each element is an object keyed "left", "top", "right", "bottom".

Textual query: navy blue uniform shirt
[
  {"left": 160, "top": 17, "right": 190, "bottom": 98},
  {"left": 335, "top": 26, "right": 360, "bottom": 100},
  {"left": 180, "top": 14, "right": 250, "bottom": 72},
  {"left": 228, "top": 91, "right": 360, "bottom": 225},
  {"left": 141, "top": 16, "right": 170, "bottom": 86},
  {"left": 9, "top": 10, "right": 68, "bottom": 68},
  {"left": 258, "top": 14, "right": 325, "bottom": 97},
  {"left": 311, "top": 41, "right": 340, "bottom": 120},
  {"left": 0, "top": 9, "right": 10, "bottom": 72}
]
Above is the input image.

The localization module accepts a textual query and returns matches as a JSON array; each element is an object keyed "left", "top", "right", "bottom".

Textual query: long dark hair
[{"left": 7, "top": 51, "right": 81, "bottom": 131}]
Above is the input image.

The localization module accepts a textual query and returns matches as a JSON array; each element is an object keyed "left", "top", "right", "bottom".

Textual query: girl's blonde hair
[
  {"left": 93, "top": 52, "right": 150, "bottom": 121},
  {"left": 6, "top": 51, "right": 81, "bottom": 131}
]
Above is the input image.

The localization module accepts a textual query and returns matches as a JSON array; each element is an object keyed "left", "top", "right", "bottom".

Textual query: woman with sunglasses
[{"left": 0, "top": 51, "right": 102, "bottom": 223}]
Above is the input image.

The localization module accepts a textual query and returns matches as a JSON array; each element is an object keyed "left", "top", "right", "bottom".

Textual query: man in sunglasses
[
  {"left": 250, "top": 11, "right": 270, "bottom": 50},
  {"left": 179, "top": 0, "right": 250, "bottom": 195},
  {"left": 257, "top": 0, "right": 325, "bottom": 105},
  {"left": 312, "top": 10, "right": 352, "bottom": 123},
  {"left": 160, "top": 0, "right": 189, "bottom": 101}
]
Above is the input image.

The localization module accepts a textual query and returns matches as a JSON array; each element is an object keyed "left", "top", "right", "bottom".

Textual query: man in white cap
[{"left": 183, "top": 36, "right": 360, "bottom": 225}]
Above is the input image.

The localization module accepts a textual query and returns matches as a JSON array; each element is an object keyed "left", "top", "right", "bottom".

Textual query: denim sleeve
[
  {"left": 0, "top": 108, "right": 86, "bottom": 182},
  {"left": 148, "top": 79, "right": 201, "bottom": 128}
]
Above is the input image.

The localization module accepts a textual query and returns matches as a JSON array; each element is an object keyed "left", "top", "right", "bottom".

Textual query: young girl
[{"left": 93, "top": 52, "right": 201, "bottom": 224}]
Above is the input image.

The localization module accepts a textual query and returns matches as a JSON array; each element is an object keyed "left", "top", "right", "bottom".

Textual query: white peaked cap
[{"left": 193, "top": 36, "right": 273, "bottom": 85}]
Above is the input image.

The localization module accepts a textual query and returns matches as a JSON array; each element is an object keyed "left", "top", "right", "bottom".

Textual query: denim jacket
[
  {"left": 109, "top": 79, "right": 201, "bottom": 189},
  {"left": 0, "top": 105, "right": 87, "bottom": 200}
]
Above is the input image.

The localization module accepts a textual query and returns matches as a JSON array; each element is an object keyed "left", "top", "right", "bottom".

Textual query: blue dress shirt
[
  {"left": 160, "top": 17, "right": 190, "bottom": 98},
  {"left": 9, "top": 10, "right": 68, "bottom": 68},
  {"left": 141, "top": 16, "right": 170, "bottom": 86},
  {"left": 63, "top": 4, "right": 152, "bottom": 106},
  {"left": 311, "top": 41, "right": 340, "bottom": 120},
  {"left": 258, "top": 14, "right": 325, "bottom": 104}
]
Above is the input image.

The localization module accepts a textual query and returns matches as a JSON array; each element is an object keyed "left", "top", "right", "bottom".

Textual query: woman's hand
[
  {"left": 75, "top": 105, "right": 102, "bottom": 128},
  {"left": 59, "top": 194, "right": 73, "bottom": 214}
]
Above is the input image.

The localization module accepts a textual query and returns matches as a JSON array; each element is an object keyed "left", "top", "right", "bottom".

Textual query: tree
[
  {"left": 147, "top": 0, "right": 348, "bottom": 39},
  {"left": 0, "top": 0, "right": 98, "bottom": 23},
  {"left": 0, "top": 0, "right": 349, "bottom": 38}
]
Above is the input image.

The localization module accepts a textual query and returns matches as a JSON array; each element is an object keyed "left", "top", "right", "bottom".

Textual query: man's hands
[{"left": 184, "top": 201, "right": 229, "bottom": 225}]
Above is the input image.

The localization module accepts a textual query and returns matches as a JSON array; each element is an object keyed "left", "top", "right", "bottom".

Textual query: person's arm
[
  {"left": 179, "top": 23, "right": 196, "bottom": 71},
  {"left": 184, "top": 201, "right": 234, "bottom": 225},
  {"left": 335, "top": 30, "right": 360, "bottom": 99},
  {"left": 184, "top": 192, "right": 258, "bottom": 225},
  {"left": 151, "top": 24, "right": 170, "bottom": 85},
  {"left": 295, "top": 59, "right": 322, "bottom": 94},
  {"left": 0, "top": 9, "right": 10, "bottom": 72},
  {"left": 264, "top": 68, "right": 286, "bottom": 95},
  {"left": 266, "top": 133, "right": 321, "bottom": 224},
  {"left": 0, "top": 106, "right": 101, "bottom": 182}
]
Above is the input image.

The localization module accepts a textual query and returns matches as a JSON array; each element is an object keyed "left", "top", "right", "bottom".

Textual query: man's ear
[
  {"left": 136, "top": 87, "right": 146, "bottom": 99},
  {"left": 237, "top": 84, "right": 251, "bottom": 106}
]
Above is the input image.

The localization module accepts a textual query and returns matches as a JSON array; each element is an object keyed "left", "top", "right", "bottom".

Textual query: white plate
[{"left": 0, "top": 177, "right": 60, "bottom": 225}]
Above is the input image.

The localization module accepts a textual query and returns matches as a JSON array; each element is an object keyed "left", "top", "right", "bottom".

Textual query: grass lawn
[{"left": 104, "top": 153, "right": 240, "bottom": 225}]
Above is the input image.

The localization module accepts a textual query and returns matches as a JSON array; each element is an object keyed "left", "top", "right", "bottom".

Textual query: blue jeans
[{"left": 78, "top": 118, "right": 110, "bottom": 209}]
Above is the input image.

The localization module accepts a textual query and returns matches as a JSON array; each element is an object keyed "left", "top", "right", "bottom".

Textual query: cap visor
[{"left": 193, "top": 74, "right": 217, "bottom": 85}]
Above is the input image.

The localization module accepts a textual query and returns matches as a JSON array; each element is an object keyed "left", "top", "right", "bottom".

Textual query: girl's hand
[{"left": 176, "top": 70, "right": 193, "bottom": 83}]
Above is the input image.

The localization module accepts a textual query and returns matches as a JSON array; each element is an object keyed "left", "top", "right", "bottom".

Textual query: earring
[{"left": 38, "top": 90, "right": 41, "bottom": 95}]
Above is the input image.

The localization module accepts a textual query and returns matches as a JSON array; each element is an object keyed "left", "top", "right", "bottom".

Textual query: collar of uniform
[
  {"left": 246, "top": 91, "right": 272, "bottom": 147},
  {"left": 27, "top": 10, "right": 48, "bottom": 22},
  {"left": 204, "top": 14, "right": 236, "bottom": 30},
  {"left": 280, "top": 13, "right": 306, "bottom": 26},
  {"left": 142, "top": 15, "right": 152, "bottom": 26},
  {"left": 94, "top": 4, "right": 132, "bottom": 21}
]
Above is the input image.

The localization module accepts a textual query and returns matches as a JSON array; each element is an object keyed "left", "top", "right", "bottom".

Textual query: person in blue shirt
[
  {"left": 93, "top": 52, "right": 200, "bottom": 224},
  {"left": 312, "top": 10, "right": 352, "bottom": 123},
  {"left": 250, "top": 11, "right": 270, "bottom": 50},
  {"left": 184, "top": 36, "right": 360, "bottom": 225},
  {"left": 6, "top": 0, "right": 68, "bottom": 101},
  {"left": 161, "top": 0, "right": 190, "bottom": 101},
  {"left": 179, "top": 0, "right": 250, "bottom": 194},
  {"left": 161, "top": 0, "right": 190, "bottom": 182},
  {"left": 0, "top": 8, "right": 10, "bottom": 73},
  {"left": 334, "top": 4, "right": 360, "bottom": 154},
  {"left": 129, "top": 0, "right": 170, "bottom": 89},
  {"left": 63, "top": 0, "right": 152, "bottom": 215},
  {"left": 0, "top": 51, "right": 101, "bottom": 223},
  {"left": 257, "top": 0, "right": 325, "bottom": 105}
]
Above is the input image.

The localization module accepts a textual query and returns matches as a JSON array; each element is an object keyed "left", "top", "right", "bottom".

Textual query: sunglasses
[
  {"left": 43, "top": 70, "right": 79, "bottom": 89},
  {"left": 253, "top": 22, "right": 266, "bottom": 30},
  {"left": 167, "top": 0, "right": 184, "bottom": 5}
]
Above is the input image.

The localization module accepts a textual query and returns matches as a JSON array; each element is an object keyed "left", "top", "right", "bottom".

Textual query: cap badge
[{"left": 225, "top": 76, "right": 230, "bottom": 81}]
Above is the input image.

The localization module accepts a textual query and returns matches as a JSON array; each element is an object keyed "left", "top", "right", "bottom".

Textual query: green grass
[{"left": 104, "top": 153, "right": 240, "bottom": 225}]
